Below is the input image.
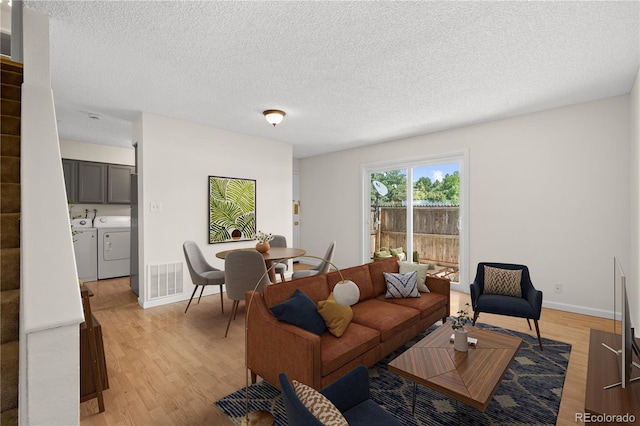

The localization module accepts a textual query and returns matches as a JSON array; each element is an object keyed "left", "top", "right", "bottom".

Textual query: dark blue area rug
[{"left": 215, "top": 322, "right": 571, "bottom": 425}]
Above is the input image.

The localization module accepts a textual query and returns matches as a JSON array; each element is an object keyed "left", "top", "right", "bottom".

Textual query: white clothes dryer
[{"left": 94, "top": 216, "right": 131, "bottom": 280}]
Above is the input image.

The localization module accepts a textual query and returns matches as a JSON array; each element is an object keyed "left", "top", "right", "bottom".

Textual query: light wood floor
[{"left": 80, "top": 275, "right": 615, "bottom": 425}]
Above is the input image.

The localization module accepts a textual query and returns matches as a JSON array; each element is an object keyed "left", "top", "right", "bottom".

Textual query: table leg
[{"left": 265, "top": 260, "right": 277, "bottom": 283}]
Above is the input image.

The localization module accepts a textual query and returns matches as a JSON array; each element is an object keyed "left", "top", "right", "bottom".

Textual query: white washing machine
[
  {"left": 71, "top": 218, "right": 97, "bottom": 282},
  {"left": 94, "top": 216, "right": 131, "bottom": 280}
]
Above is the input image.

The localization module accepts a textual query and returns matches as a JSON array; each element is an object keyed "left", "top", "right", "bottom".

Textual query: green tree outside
[{"left": 372, "top": 170, "right": 459, "bottom": 206}]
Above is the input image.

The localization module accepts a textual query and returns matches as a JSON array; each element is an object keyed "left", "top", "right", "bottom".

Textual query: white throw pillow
[{"left": 398, "top": 261, "right": 430, "bottom": 292}]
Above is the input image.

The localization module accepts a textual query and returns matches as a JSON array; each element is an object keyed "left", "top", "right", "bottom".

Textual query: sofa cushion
[
  {"left": 318, "top": 293, "right": 353, "bottom": 338},
  {"left": 263, "top": 274, "right": 330, "bottom": 307},
  {"left": 327, "top": 265, "right": 375, "bottom": 302},
  {"left": 484, "top": 266, "right": 522, "bottom": 298},
  {"left": 321, "top": 322, "right": 380, "bottom": 376},
  {"left": 270, "top": 289, "right": 326, "bottom": 336},
  {"left": 293, "top": 380, "right": 348, "bottom": 425},
  {"left": 377, "top": 292, "right": 448, "bottom": 319},
  {"left": 398, "top": 262, "right": 430, "bottom": 293},
  {"left": 351, "top": 299, "right": 420, "bottom": 342},
  {"left": 383, "top": 271, "right": 419, "bottom": 298},
  {"left": 368, "top": 257, "right": 400, "bottom": 296}
]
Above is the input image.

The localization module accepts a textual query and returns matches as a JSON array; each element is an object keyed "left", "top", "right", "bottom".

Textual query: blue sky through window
[{"left": 412, "top": 162, "right": 459, "bottom": 183}]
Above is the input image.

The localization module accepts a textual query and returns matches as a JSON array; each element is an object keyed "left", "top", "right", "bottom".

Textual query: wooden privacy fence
[{"left": 371, "top": 206, "right": 459, "bottom": 266}]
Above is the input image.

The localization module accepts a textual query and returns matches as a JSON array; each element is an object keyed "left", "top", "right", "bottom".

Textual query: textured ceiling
[{"left": 23, "top": 1, "right": 640, "bottom": 158}]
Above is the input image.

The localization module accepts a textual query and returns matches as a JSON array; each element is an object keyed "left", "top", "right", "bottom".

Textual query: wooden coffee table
[{"left": 388, "top": 323, "right": 521, "bottom": 413}]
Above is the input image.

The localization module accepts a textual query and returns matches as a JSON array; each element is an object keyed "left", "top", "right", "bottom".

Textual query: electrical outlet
[{"left": 554, "top": 284, "right": 562, "bottom": 294}]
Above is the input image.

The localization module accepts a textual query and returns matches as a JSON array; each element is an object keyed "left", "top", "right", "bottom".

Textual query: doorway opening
[{"left": 363, "top": 151, "right": 469, "bottom": 289}]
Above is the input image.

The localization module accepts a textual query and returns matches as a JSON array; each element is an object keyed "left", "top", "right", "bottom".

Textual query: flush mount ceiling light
[{"left": 263, "top": 109, "right": 286, "bottom": 127}]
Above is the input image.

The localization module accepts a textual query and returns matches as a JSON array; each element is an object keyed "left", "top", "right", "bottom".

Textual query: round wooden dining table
[{"left": 215, "top": 247, "right": 306, "bottom": 283}]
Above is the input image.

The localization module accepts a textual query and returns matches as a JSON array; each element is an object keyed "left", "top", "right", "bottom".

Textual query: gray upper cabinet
[
  {"left": 62, "top": 159, "right": 78, "bottom": 203},
  {"left": 107, "top": 164, "right": 134, "bottom": 204},
  {"left": 63, "top": 159, "right": 133, "bottom": 205},
  {"left": 77, "top": 161, "right": 107, "bottom": 204}
]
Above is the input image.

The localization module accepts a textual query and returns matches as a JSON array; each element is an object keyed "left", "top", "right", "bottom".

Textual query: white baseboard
[
  {"left": 449, "top": 282, "right": 616, "bottom": 320},
  {"left": 542, "top": 300, "right": 618, "bottom": 320}
]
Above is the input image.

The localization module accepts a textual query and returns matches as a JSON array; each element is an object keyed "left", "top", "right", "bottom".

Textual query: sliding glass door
[{"left": 364, "top": 152, "right": 468, "bottom": 287}]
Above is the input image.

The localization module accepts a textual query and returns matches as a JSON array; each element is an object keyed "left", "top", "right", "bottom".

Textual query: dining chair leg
[
  {"left": 219, "top": 284, "right": 224, "bottom": 314},
  {"left": 232, "top": 301, "right": 241, "bottom": 320},
  {"left": 526, "top": 318, "right": 532, "bottom": 330},
  {"left": 184, "top": 285, "right": 200, "bottom": 313},
  {"left": 279, "top": 272, "right": 286, "bottom": 282},
  {"left": 197, "top": 285, "right": 206, "bottom": 304},
  {"left": 224, "top": 300, "right": 239, "bottom": 338}
]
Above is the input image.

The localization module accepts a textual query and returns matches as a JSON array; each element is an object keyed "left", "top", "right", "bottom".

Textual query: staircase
[{"left": 1, "top": 56, "right": 22, "bottom": 426}]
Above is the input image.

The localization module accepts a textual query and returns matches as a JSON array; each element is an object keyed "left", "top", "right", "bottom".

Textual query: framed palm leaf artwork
[{"left": 208, "top": 176, "right": 256, "bottom": 243}]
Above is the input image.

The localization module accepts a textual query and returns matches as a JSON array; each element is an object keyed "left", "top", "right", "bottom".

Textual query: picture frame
[{"left": 208, "top": 176, "right": 256, "bottom": 244}]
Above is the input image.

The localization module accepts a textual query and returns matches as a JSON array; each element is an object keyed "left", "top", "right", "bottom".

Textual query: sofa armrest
[
  {"left": 426, "top": 276, "right": 450, "bottom": 318},
  {"left": 246, "top": 291, "right": 323, "bottom": 389}
]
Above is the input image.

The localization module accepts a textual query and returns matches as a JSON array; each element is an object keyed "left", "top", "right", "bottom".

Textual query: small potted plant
[
  {"left": 254, "top": 231, "right": 274, "bottom": 253},
  {"left": 451, "top": 302, "right": 472, "bottom": 352}
]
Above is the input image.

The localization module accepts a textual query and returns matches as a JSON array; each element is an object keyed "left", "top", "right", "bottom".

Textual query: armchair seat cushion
[
  {"left": 342, "top": 399, "right": 401, "bottom": 425},
  {"left": 475, "top": 294, "right": 539, "bottom": 319}
]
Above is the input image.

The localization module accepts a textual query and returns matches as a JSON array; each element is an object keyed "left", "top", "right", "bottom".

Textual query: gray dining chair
[
  {"left": 291, "top": 241, "right": 336, "bottom": 279},
  {"left": 224, "top": 250, "right": 272, "bottom": 337},
  {"left": 183, "top": 241, "right": 226, "bottom": 314},
  {"left": 270, "top": 234, "right": 288, "bottom": 282}
]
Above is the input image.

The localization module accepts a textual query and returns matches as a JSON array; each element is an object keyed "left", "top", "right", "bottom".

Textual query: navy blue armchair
[
  {"left": 470, "top": 262, "right": 543, "bottom": 350},
  {"left": 279, "top": 365, "right": 401, "bottom": 426}
]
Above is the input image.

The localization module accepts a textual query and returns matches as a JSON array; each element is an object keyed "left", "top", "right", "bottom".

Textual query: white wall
[
  {"left": 59, "top": 138, "right": 135, "bottom": 217},
  {"left": 59, "top": 139, "right": 134, "bottom": 165},
  {"left": 299, "top": 96, "right": 630, "bottom": 318},
  {"left": 136, "top": 113, "right": 292, "bottom": 308},
  {"left": 630, "top": 67, "right": 640, "bottom": 329}
]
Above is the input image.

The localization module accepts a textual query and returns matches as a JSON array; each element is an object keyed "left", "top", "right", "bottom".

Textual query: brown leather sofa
[{"left": 246, "top": 257, "right": 450, "bottom": 390}]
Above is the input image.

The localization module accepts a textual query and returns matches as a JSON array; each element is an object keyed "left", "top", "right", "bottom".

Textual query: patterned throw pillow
[
  {"left": 484, "top": 266, "right": 522, "bottom": 297},
  {"left": 292, "top": 380, "right": 348, "bottom": 426},
  {"left": 384, "top": 271, "right": 420, "bottom": 299}
]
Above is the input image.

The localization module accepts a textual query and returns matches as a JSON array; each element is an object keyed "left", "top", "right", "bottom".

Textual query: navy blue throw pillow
[{"left": 269, "top": 289, "right": 326, "bottom": 336}]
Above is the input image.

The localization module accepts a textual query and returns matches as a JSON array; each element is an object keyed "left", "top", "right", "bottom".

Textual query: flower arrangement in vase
[
  {"left": 254, "top": 231, "right": 274, "bottom": 253},
  {"left": 451, "top": 303, "right": 472, "bottom": 352}
]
